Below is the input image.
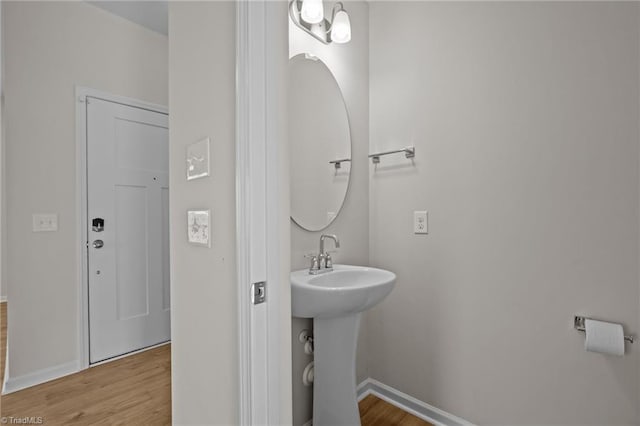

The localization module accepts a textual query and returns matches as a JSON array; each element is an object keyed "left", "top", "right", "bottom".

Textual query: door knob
[{"left": 92, "top": 239, "right": 104, "bottom": 249}]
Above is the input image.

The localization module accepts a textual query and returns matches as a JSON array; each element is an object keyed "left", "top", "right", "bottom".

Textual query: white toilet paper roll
[{"left": 585, "top": 319, "right": 625, "bottom": 356}]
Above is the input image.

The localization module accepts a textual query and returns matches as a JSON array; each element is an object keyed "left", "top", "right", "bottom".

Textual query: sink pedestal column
[{"left": 313, "top": 313, "right": 362, "bottom": 426}]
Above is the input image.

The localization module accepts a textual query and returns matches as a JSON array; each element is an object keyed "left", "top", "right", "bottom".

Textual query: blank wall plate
[
  {"left": 186, "top": 138, "right": 210, "bottom": 181},
  {"left": 187, "top": 209, "right": 211, "bottom": 247},
  {"left": 414, "top": 211, "right": 428, "bottom": 234},
  {"left": 33, "top": 213, "right": 58, "bottom": 232}
]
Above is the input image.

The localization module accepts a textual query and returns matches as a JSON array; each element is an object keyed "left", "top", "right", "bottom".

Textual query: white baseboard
[
  {"left": 2, "top": 342, "right": 170, "bottom": 395},
  {"left": 357, "top": 378, "right": 475, "bottom": 426},
  {"left": 0, "top": 297, "right": 6, "bottom": 303},
  {"left": 2, "top": 360, "right": 80, "bottom": 394},
  {"left": 2, "top": 339, "right": 8, "bottom": 394}
]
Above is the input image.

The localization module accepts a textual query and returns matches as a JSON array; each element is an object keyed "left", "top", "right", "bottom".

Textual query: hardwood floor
[
  {"left": 359, "top": 394, "right": 434, "bottom": 426},
  {"left": 0, "top": 302, "right": 425, "bottom": 426},
  {"left": 0, "top": 304, "right": 171, "bottom": 426}
]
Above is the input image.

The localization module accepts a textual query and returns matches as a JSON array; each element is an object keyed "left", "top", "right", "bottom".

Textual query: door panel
[
  {"left": 115, "top": 184, "right": 149, "bottom": 320},
  {"left": 115, "top": 118, "right": 169, "bottom": 172},
  {"left": 87, "top": 97, "right": 170, "bottom": 363},
  {"left": 161, "top": 187, "right": 171, "bottom": 311}
]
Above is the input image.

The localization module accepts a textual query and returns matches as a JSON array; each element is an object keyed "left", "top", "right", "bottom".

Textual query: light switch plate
[
  {"left": 186, "top": 138, "right": 210, "bottom": 181},
  {"left": 33, "top": 213, "right": 58, "bottom": 232},
  {"left": 414, "top": 211, "right": 428, "bottom": 234},
  {"left": 187, "top": 209, "right": 211, "bottom": 247}
]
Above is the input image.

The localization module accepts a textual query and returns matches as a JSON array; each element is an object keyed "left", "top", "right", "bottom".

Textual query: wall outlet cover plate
[
  {"left": 186, "top": 137, "right": 210, "bottom": 181},
  {"left": 414, "top": 211, "right": 428, "bottom": 234},
  {"left": 33, "top": 213, "right": 58, "bottom": 232},
  {"left": 187, "top": 209, "right": 211, "bottom": 247}
]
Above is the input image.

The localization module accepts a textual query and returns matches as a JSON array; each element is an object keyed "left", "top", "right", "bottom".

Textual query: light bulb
[
  {"left": 301, "top": 0, "right": 324, "bottom": 25},
  {"left": 330, "top": 9, "right": 351, "bottom": 44}
]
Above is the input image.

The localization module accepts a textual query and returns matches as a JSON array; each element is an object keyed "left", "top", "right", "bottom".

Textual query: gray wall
[
  {"left": 168, "top": 2, "right": 239, "bottom": 424},
  {"left": 3, "top": 0, "right": 167, "bottom": 384},
  {"left": 289, "top": 2, "right": 369, "bottom": 425},
  {"left": 368, "top": 2, "right": 639, "bottom": 424},
  {"left": 170, "top": 3, "right": 292, "bottom": 423}
]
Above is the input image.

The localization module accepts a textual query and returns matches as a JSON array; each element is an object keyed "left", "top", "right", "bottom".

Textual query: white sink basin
[
  {"left": 290, "top": 264, "right": 396, "bottom": 426},
  {"left": 291, "top": 264, "right": 396, "bottom": 318}
]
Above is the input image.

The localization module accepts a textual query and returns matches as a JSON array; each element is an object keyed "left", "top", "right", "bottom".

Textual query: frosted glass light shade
[
  {"left": 301, "top": 0, "right": 324, "bottom": 24},
  {"left": 330, "top": 9, "right": 351, "bottom": 43}
]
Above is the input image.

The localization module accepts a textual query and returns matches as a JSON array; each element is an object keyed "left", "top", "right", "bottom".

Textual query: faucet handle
[
  {"left": 304, "top": 253, "right": 320, "bottom": 272},
  {"left": 325, "top": 252, "right": 334, "bottom": 269}
]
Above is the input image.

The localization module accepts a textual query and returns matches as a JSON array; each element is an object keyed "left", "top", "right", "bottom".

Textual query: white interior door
[{"left": 87, "top": 97, "right": 170, "bottom": 364}]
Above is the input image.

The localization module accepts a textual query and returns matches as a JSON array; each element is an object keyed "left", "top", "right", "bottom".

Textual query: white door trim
[
  {"left": 236, "top": 1, "right": 288, "bottom": 424},
  {"left": 75, "top": 86, "right": 168, "bottom": 370}
]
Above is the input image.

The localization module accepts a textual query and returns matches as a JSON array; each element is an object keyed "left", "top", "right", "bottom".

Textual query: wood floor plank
[
  {"left": 359, "top": 394, "right": 434, "bottom": 426},
  {"left": 1, "top": 301, "right": 429, "bottom": 426},
  {"left": 358, "top": 393, "right": 380, "bottom": 414},
  {"left": 400, "top": 414, "right": 437, "bottom": 426},
  {"left": 1, "top": 340, "right": 171, "bottom": 425}
]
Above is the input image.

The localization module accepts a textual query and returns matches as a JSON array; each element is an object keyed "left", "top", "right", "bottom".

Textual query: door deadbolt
[
  {"left": 92, "top": 239, "right": 104, "bottom": 249},
  {"left": 92, "top": 218, "right": 105, "bottom": 232}
]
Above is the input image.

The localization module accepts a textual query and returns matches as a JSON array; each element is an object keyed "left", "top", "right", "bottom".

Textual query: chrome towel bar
[
  {"left": 329, "top": 158, "right": 351, "bottom": 169},
  {"left": 369, "top": 146, "right": 415, "bottom": 164},
  {"left": 574, "top": 315, "right": 634, "bottom": 343}
]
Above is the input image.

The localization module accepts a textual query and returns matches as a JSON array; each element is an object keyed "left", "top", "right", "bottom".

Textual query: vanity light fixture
[
  {"left": 301, "top": 0, "right": 324, "bottom": 24},
  {"left": 330, "top": 6, "right": 351, "bottom": 43},
  {"left": 289, "top": 0, "right": 352, "bottom": 45}
]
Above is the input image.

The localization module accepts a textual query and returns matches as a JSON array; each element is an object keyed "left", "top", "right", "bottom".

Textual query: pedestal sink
[{"left": 291, "top": 265, "right": 396, "bottom": 426}]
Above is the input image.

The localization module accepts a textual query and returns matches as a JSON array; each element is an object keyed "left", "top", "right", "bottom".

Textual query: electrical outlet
[
  {"left": 414, "top": 211, "right": 428, "bottom": 234},
  {"left": 33, "top": 213, "right": 58, "bottom": 232}
]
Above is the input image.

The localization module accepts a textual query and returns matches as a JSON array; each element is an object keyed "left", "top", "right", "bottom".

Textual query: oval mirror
[{"left": 289, "top": 54, "right": 352, "bottom": 231}]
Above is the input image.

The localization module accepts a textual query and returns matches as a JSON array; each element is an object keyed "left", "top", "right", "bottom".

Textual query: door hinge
[{"left": 252, "top": 281, "right": 266, "bottom": 305}]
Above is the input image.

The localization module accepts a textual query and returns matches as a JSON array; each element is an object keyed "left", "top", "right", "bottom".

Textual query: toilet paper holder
[{"left": 574, "top": 316, "right": 634, "bottom": 343}]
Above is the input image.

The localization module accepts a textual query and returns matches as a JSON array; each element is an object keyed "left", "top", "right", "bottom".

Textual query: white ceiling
[{"left": 88, "top": 1, "right": 168, "bottom": 36}]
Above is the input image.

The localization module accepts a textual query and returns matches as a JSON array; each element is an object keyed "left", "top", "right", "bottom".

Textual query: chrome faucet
[{"left": 307, "top": 234, "right": 340, "bottom": 275}]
